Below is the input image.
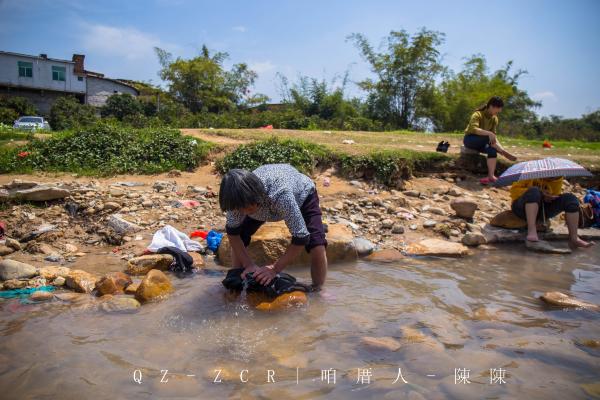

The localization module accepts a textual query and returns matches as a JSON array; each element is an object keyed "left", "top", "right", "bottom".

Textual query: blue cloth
[
  {"left": 0, "top": 285, "right": 55, "bottom": 299},
  {"left": 584, "top": 189, "right": 600, "bottom": 228},
  {"left": 206, "top": 230, "right": 223, "bottom": 252}
]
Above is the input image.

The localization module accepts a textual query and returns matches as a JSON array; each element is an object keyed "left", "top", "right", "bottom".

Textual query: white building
[{"left": 0, "top": 51, "right": 139, "bottom": 114}]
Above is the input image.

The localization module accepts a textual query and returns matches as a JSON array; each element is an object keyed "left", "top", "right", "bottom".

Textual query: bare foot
[
  {"left": 526, "top": 235, "right": 539, "bottom": 242},
  {"left": 569, "top": 238, "right": 595, "bottom": 249}
]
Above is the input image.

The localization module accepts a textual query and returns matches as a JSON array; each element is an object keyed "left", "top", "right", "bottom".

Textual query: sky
[{"left": 1, "top": 0, "right": 599, "bottom": 118}]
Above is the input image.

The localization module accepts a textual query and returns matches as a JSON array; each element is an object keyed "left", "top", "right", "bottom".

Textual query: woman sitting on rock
[
  {"left": 219, "top": 163, "right": 328, "bottom": 290},
  {"left": 510, "top": 177, "right": 594, "bottom": 250},
  {"left": 463, "top": 96, "right": 517, "bottom": 185}
]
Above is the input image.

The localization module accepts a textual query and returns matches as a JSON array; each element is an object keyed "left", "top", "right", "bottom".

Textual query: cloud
[
  {"left": 532, "top": 91, "right": 558, "bottom": 102},
  {"left": 232, "top": 25, "right": 246, "bottom": 32},
  {"left": 249, "top": 61, "right": 276, "bottom": 74},
  {"left": 80, "top": 23, "right": 178, "bottom": 61}
]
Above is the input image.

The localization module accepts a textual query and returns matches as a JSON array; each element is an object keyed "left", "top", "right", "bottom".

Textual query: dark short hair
[{"left": 219, "top": 169, "right": 267, "bottom": 212}]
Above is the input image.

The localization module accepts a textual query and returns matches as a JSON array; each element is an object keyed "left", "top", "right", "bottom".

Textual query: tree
[
  {"left": 348, "top": 29, "right": 445, "bottom": 129},
  {"left": 49, "top": 96, "right": 97, "bottom": 130},
  {"left": 0, "top": 95, "right": 37, "bottom": 124},
  {"left": 425, "top": 55, "right": 540, "bottom": 133},
  {"left": 155, "top": 45, "right": 268, "bottom": 113},
  {"left": 101, "top": 93, "right": 143, "bottom": 120}
]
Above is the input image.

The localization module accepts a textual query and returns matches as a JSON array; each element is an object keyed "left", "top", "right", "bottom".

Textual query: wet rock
[
  {"left": 391, "top": 224, "right": 404, "bottom": 234},
  {"left": 38, "top": 266, "right": 71, "bottom": 280},
  {"left": 490, "top": 210, "right": 527, "bottom": 229},
  {"left": 100, "top": 295, "right": 141, "bottom": 313},
  {"left": 44, "top": 254, "right": 63, "bottom": 263},
  {"left": 365, "top": 248, "right": 404, "bottom": 263},
  {"left": 126, "top": 254, "right": 174, "bottom": 275},
  {"left": 95, "top": 272, "right": 133, "bottom": 296},
  {"left": 0, "top": 259, "right": 37, "bottom": 280},
  {"left": 540, "top": 291, "right": 599, "bottom": 310},
  {"left": 30, "top": 290, "right": 54, "bottom": 302},
  {"left": 461, "top": 233, "right": 486, "bottom": 247},
  {"left": 65, "top": 269, "right": 98, "bottom": 293},
  {"left": 0, "top": 245, "right": 14, "bottom": 256},
  {"left": 189, "top": 252, "right": 204, "bottom": 268},
  {"left": 125, "top": 282, "right": 140, "bottom": 294},
  {"left": 450, "top": 198, "right": 478, "bottom": 219},
  {"left": 106, "top": 214, "right": 142, "bottom": 235},
  {"left": 135, "top": 269, "right": 174, "bottom": 303},
  {"left": 361, "top": 336, "right": 401, "bottom": 351},
  {"left": 251, "top": 291, "right": 308, "bottom": 311},
  {"left": 406, "top": 238, "right": 469, "bottom": 257},
  {"left": 352, "top": 237, "right": 375, "bottom": 257},
  {"left": 217, "top": 222, "right": 357, "bottom": 266}
]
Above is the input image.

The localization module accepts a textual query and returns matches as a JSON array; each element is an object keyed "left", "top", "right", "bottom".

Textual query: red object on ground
[
  {"left": 190, "top": 230, "right": 209, "bottom": 239},
  {"left": 259, "top": 125, "right": 273, "bottom": 129},
  {"left": 17, "top": 151, "right": 30, "bottom": 158},
  {"left": 177, "top": 200, "right": 201, "bottom": 209},
  {"left": 543, "top": 140, "right": 553, "bottom": 148},
  {"left": 0, "top": 221, "right": 6, "bottom": 239}
]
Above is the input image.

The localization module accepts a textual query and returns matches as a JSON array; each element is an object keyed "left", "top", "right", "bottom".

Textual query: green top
[{"left": 464, "top": 110, "right": 498, "bottom": 135}]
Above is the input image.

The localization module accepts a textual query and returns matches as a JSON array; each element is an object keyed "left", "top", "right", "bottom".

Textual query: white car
[{"left": 13, "top": 116, "right": 51, "bottom": 131}]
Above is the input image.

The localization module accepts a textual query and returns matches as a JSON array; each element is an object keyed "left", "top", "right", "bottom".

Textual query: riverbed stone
[
  {"left": 5, "top": 237, "right": 21, "bottom": 251},
  {"left": 450, "top": 198, "right": 478, "bottom": 219},
  {"left": 38, "top": 266, "right": 71, "bottom": 280},
  {"left": 1, "top": 184, "right": 70, "bottom": 202},
  {"left": 30, "top": 290, "right": 54, "bottom": 302},
  {"left": 540, "top": 291, "right": 599, "bottom": 310},
  {"left": 135, "top": 269, "right": 174, "bottom": 303},
  {"left": 490, "top": 210, "right": 526, "bottom": 229},
  {"left": 361, "top": 336, "right": 401, "bottom": 351},
  {"left": 106, "top": 214, "right": 142, "bottom": 235},
  {"left": 0, "top": 245, "right": 14, "bottom": 256},
  {"left": 365, "top": 248, "right": 404, "bottom": 263},
  {"left": 406, "top": 238, "right": 469, "bottom": 257},
  {"left": 126, "top": 254, "right": 174, "bottom": 275},
  {"left": 250, "top": 291, "right": 308, "bottom": 311},
  {"left": 124, "top": 282, "right": 140, "bottom": 294},
  {"left": 3, "top": 279, "right": 28, "bottom": 289},
  {"left": 353, "top": 237, "right": 375, "bottom": 256},
  {"left": 65, "top": 269, "right": 98, "bottom": 293},
  {"left": 100, "top": 295, "right": 141, "bottom": 313},
  {"left": 0, "top": 259, "right": 37, "bottom": 280},
  {"left": 217, "top": 222, "right": 357, "bottom": 266},
  {"left": 95, "top": 272, "right": 133, "bottom": 296},
  {"left": 189, "top": 252, "right": 204, "bottom": 268}
]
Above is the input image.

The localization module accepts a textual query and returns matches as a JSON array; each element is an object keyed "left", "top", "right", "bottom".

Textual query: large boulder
[
  {"left": 95, "top": 272, "right": 133, "bottom": 296},
  {"left": 99, "top": 295, "right": 141, "bottom": 313},
  {"left": 126, "top": 254, "right": 174, "bottom": 275},
  {"left": 217, "top": 222, "right": 357, "bottom": 267},
  {"left": 406, "top": 238, "right": 469, "bottom": 257},
  {"left": 135, "top": 269, "right": 174, "bottom": 303},
  {"left": 65, "top": 269, "right": 98, "bottom": 293},
  {"left": 450, "top": 198, "right": 478, "bottom": 219},
  {"left": 38, "top": 265, "right": 71, "bottom": 280},
  {"left": 0, "top": 259, "right": 37, "bottom": 280},
  {"left": 490, "top": 210, "right": 526, "bottom": 229}
]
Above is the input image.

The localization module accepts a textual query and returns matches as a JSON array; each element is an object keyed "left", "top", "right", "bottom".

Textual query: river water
[{"left": 1, "top": 246, "right": 599, "bottom": 399}]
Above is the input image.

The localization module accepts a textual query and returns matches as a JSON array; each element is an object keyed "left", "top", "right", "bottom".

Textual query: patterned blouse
[{"left": 225, "top": 164, "right": 316, "bottom": 245}]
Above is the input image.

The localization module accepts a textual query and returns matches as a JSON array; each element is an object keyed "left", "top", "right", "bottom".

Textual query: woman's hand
[
  {"left": 488, "top": 132, "right": 497, "bottom": 145},
  {"left": 542, "top": 191, "right": 558, "bottom": 202},
  {"left": 253, "top": 265, "right": 277, "bottom": 285},
  {"left": 241, "top": 264, "right": 259, "bottom": 279}
]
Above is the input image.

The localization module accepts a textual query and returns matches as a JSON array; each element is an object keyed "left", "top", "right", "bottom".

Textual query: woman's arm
[{"left": 253, "top": 244, "right": 304, "bottom": 285}]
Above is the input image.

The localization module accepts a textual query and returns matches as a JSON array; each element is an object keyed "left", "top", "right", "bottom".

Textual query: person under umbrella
[{"left": 497, "top": 158, "right": 595, "bottom": 250}]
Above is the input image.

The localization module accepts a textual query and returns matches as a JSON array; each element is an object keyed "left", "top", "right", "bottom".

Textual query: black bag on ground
[{"left": 222, "top": 268, "right": 311, "bottom": 298}]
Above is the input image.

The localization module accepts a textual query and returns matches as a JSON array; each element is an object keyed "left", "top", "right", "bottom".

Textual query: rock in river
[
  {"left": 95, "top": 272, "right": 133, "bottom": 296},
  {"left": 361, "top": 336, "right": 402, "bottom": 351},
  {"left": 65, "top": 269, "right": 98, "bottom": 293},
  {"left": 100, "top": 295, "right": 141, "bottom": 313},
  {"left": 461, "top": 232, "right": 486, "bottom": 247},
  {"left": 0, "top": 259, "right": 37, "bottom": 280},
  {"left": 365, "top": 248, "right": 404, "bottom": 263},
  {"left": 127, "top": 254, "right": 174, "bottom": 275},
  {"left": 135, "top": 269, "right": 174, "bottom": 303},
  {"left": 406, "top": 238, "right": 469, "bottom": 257},
  {"left": 540, "top": 291, "right": 599, "bottom": 311}
]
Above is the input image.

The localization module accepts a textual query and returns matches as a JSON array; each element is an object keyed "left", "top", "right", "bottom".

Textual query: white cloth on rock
[{"left": 147, "top": 225, "right": 203, "bottom": 252}]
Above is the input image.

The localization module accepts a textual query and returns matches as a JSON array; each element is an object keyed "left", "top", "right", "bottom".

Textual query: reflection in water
[{"left": 0, "top": 246, "right": 599, "bottom": 399}]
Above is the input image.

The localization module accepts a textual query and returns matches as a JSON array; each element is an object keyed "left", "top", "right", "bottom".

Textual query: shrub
[
  {"left": 101, "top": 93, "right": 144, "bottom": 120},
  {"left": 0, "top": 122, "right": 213, "bottom": 175},
  {"left": 216, "top": 137, "right": 332, "bottom": 174},
  {"left": 49, "top": 96, "right": 98, "bottom": 130},
  {"left": 0, "top": 107, "right": 19, "bottom": 125}
]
